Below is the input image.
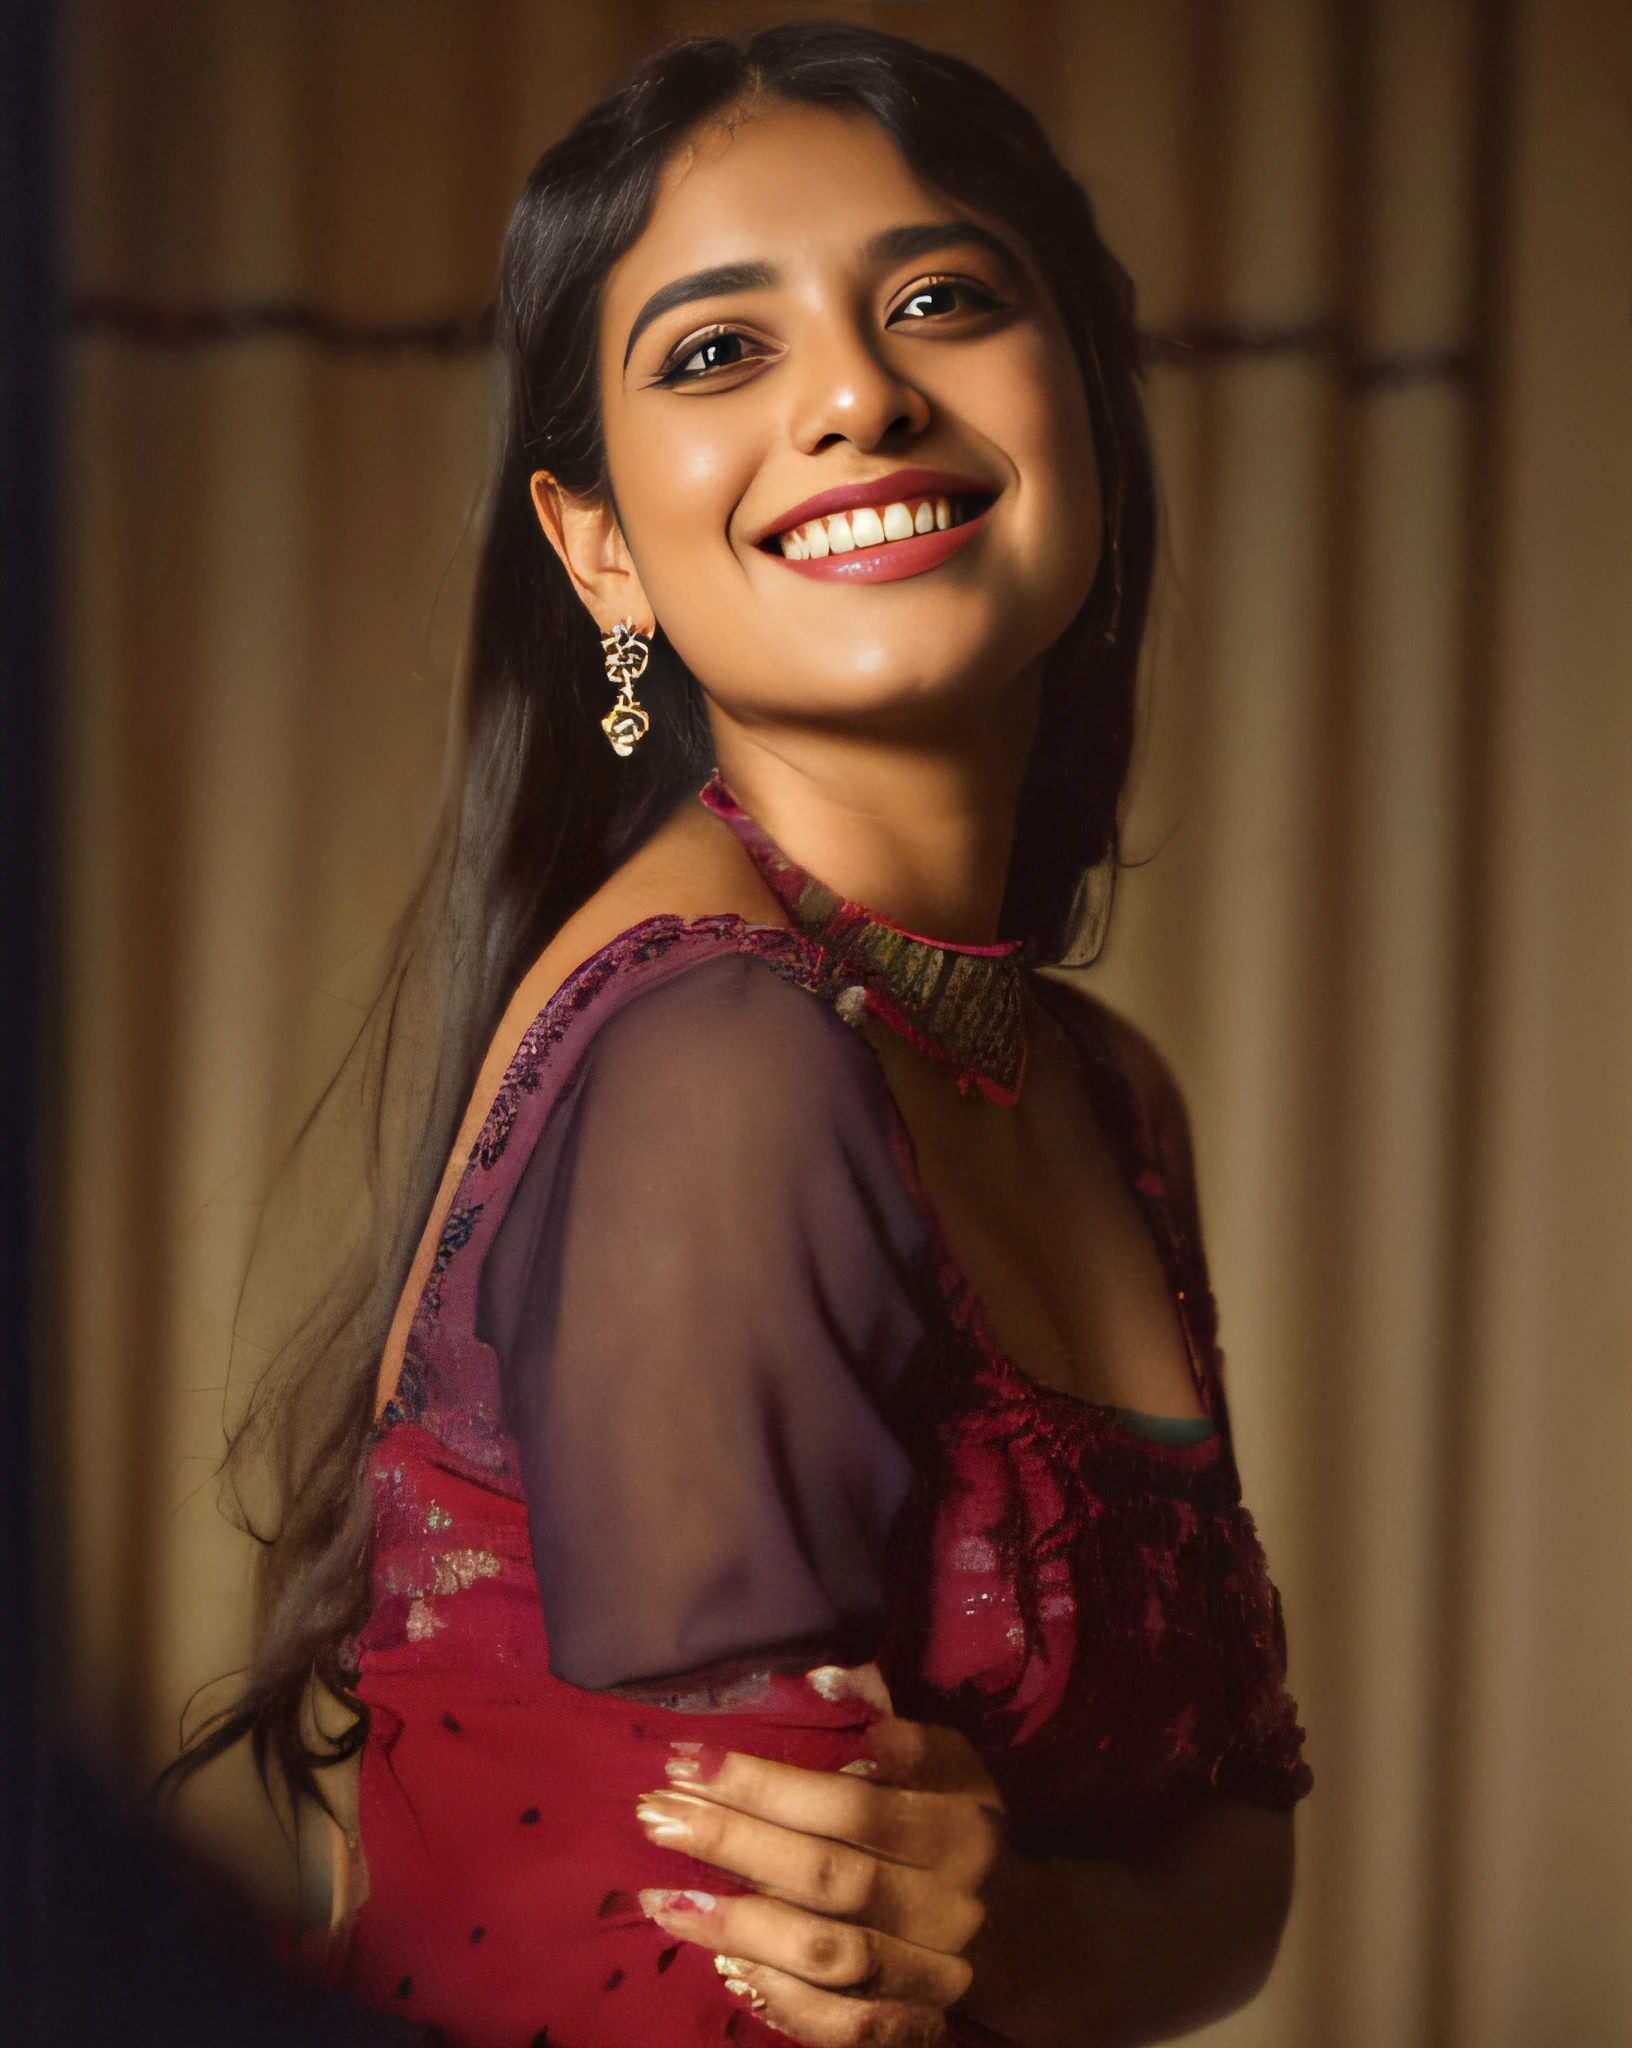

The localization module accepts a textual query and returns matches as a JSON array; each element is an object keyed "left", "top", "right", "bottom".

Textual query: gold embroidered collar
[{"left": 701, "top": 775, "right": 1028, "bottom": 1106}]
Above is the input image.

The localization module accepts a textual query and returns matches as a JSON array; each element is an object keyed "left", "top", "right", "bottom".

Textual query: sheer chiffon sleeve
[{"left": 477, "top": 953, "right": 937, "bottom": 1692}]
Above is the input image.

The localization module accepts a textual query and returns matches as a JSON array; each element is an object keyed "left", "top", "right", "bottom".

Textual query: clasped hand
[{"left": 635, "top": 1666, "right": 1002, "bottom": 2044}]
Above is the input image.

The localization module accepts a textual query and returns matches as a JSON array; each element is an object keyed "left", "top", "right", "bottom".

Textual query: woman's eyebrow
[
  {"left": 623, "top": 260, "right": 777, "bottom": 368},
  {"left": 864, "top": 219, "right": 1020, "bottom": 273}
]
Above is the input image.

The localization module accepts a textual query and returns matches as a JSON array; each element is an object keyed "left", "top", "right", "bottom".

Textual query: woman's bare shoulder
[
  {"left": 480, "top": 798, "right": 789, "bottom": 1119},
  {"left": 544, "top": 797, "right": 786, "bottom": 994}
]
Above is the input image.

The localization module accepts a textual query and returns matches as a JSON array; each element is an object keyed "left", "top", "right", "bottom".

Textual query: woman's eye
[
  {"left": 666, "top": 330, "right": 752, "bottom": 381},
  {"left": 889, "top": 278, "right": 1001, "bottom": 325}
]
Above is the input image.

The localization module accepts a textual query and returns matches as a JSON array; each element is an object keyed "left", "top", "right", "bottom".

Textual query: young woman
[{"left": 193, "top": 24, "right": 1310, "bottom": 2047}]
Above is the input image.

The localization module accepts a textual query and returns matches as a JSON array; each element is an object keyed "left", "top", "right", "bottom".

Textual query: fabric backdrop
[{"left": 54, "top": 3, "right": 1632, "bottom": 2043}]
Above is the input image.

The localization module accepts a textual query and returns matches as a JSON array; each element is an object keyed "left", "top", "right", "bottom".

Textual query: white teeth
[{"left": 778, "top": 495, "right": 969, "bottom": 560}]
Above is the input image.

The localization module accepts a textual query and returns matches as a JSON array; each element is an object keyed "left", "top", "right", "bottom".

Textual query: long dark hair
[{"left": 172, "top": 19, "right": 1157, "bottom": 1820}]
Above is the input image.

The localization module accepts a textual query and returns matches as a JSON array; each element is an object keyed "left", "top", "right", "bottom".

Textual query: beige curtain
[{"left": 57, "top": 3, "right": 1632, "bottom": 2042}]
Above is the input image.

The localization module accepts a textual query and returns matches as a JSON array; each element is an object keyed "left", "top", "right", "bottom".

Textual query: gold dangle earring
[{"left": 599, "top": 619, "right": 652, "bottom": 756}]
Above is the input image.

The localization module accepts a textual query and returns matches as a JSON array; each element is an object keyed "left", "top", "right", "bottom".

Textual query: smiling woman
[
  {"left": 169, "top": 23, "right": 1309, "bottom": 2048},
  {"left": 610, "top": 200, "right": 1053, "bottom": 598}
]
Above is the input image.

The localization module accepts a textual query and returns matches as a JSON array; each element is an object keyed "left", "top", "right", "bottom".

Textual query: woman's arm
[
  {"left": 637, "top": 1694, "right": 1293, "bottom": 2047},
  {"left": 957, "top": 1800, "right": 1293, "bottom": 2046}
]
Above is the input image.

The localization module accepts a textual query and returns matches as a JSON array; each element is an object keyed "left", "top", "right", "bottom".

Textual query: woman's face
[{"left": 590, "top": 100, "right": 1102, "bottom": 743}]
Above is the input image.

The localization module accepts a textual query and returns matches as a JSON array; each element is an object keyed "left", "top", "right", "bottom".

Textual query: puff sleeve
[{"left": 478, "top": 953, "right": 940, "bottom": 1690}]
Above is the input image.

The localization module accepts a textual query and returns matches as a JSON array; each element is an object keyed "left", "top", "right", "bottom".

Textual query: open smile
[{"left": 756, "top": 469, "right": 997, "bottom": 585}]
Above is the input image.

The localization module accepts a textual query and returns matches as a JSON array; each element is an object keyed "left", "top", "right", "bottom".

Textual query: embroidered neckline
[{"left": 700, "top": 774, "right": 1029, "bottom": 1105}]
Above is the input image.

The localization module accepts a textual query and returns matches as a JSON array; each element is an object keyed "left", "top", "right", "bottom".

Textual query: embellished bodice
[{"left": 347, "top": 808, "right": 1309, "bottom": 2048}]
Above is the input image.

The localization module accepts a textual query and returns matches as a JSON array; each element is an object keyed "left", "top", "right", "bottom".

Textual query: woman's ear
[{"left": 529, "top": 471, "right": 655, "bottom": 637}]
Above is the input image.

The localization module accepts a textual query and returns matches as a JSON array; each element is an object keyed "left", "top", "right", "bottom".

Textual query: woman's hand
[{"left": 635, "top": 1666, "right": 1002, "bottom": 2045}]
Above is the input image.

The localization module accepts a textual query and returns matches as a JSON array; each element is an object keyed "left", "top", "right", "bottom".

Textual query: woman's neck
[
  {"left": 709, "top": 704, "right": 1037, "bottom": 947},
  {"left": 708, "top": 729, "right": 1023, "bottom": 942}
]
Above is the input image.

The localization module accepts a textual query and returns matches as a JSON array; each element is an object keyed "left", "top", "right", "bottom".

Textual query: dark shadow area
[
  {"left": 36, "top": 1760, "right": 425, "bottom": 2047},
  {"left": 0, "top": 6, "right": 420, "bottom": 2040},
  {"left": 1, "top": 0, "right": 59, "bottom": 2020}
]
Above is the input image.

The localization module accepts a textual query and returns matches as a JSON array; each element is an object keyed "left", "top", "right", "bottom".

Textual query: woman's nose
[{"left": 788, "top": 326, "right": 930, "bottom": 454}]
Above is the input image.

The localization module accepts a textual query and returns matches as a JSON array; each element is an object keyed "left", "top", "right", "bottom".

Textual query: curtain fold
[{"left": 56, "top": 4, "right": 1632, "bottom": 2041}]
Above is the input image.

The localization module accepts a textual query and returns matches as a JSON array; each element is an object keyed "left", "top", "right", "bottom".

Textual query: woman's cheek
[
  {"left": 622, "top": 438, "right": 761, "bottom": 602},
  {"left": 639, "top": 532, "right": 757, "bottom": 651},
  {"left": 623, "top": 394, "right": 759, "bottom": 515},
  {"left": 947, "top": 334, "right": 1095, "bottom": 527}
]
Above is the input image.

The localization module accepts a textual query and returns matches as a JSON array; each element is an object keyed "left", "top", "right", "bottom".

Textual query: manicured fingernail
[
  {"left": 635, "top": 1796, "right": 694, "bottom": 1846},
  {"left": 714, "top": 1958, "right": 766, "bottom": 2010},
  {"left": 839, "top": 1758, "right": 878, "bottom": 1776},
  {"left": 805, "top": 1662, "right": 892, "bottom": 1712},
  {"left": 630, "top": 1794, "right": 708, "bottom": 1859},
  {"left": 639, "top": 1888, "right": 716, "bottom": 1918},
  {"left": 666, "top": 1741, "right": 726, "bottom": 1784}
]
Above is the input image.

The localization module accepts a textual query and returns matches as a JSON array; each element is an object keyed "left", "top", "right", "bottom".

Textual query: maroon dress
[{"left": 346, "top": 784, "right": 1310, "bottom": 2047}]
